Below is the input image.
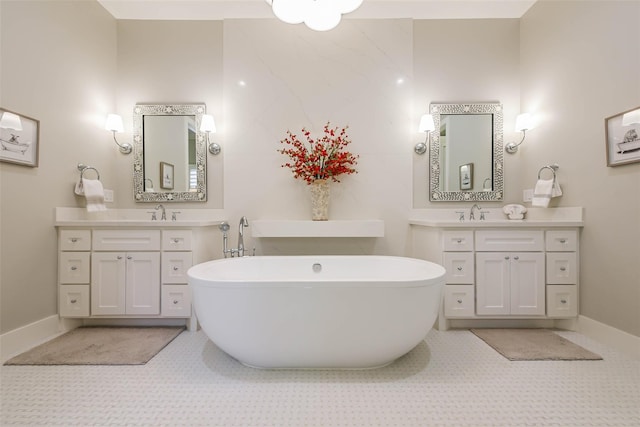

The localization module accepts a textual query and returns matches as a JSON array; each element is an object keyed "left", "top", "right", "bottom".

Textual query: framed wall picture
[
  {"left": 459, "top": 162, "right": 474, "bottom": 190},
  {"left": 160, "top": 161, "right": 174, "bottom": 190},
  {"left": 0, "top": 108, "right": 40, "bottom": 167},
  {"left": 605, "top": 106, "right": 640, "bottom": 167}
]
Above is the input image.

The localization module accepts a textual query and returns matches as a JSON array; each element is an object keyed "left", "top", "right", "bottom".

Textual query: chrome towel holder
[
  {"left": 537, "top": 164, "right": 559, "bottom": 180},
  {"left": 77, "top": 163, "right": 100, "bottom": 180}
]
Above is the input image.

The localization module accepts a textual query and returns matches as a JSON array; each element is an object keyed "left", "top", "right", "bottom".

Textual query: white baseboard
[
  {"left": 1, "top": 316, "right": 81, "bottom": 363},
  {"left": 575, "top": 315, "right": 640, "bottom": 360}
]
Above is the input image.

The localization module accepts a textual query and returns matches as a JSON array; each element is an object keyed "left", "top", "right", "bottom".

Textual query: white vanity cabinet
[
  {"left": 475, "top": 230, "right": 546, "bottom": 316},
  {"left": 410, "top": 216, "right": 582, "bottom": 328},
  {"left": 91, "top": 230, "right": 161, "bottom": 316},
  {"left": 56, "top": 224, "right": 216, "bottom": 330}
]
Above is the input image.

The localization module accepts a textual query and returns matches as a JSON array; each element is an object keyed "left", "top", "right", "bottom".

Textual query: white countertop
[
  {"left": 409, "top": 207, "right": 584, "bottom": 228},
  {"left": 54, "top": 207, "right": 227, "bottom": 227}
]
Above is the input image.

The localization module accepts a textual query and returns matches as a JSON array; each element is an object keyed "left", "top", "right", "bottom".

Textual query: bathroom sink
[
  {"left": 409, "top": 207, "right": 584, "bottom": 228},
  {"left": 54, "top": 207, "right": 227, "bottom": 227}
]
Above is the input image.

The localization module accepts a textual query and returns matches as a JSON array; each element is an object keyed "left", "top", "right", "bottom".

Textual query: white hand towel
[
  {"left": 551, "top": 179, "right": 563, "bottom": 197},
  {"left": 81, "top": 178, "right": 107, "bottom": 212},
  {"left": 532, "top": 178, "right": 553, "bottom": 208}
]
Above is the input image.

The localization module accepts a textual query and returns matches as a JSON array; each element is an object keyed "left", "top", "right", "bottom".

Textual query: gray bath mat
[
  {"left": 470, "top": 328, "right": 602, "bottom": 361},
  {"left": 4, "top": 326, "right": 184, "bottom": 365}
]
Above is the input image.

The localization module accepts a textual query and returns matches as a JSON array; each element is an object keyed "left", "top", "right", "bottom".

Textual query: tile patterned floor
[{"left": 1, "top": 329, "right": 638, "bottom": 426}]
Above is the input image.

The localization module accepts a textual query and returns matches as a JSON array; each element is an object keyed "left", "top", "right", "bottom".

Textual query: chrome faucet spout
[
  {"left": 238, "top": 216, "right": 249, "bottom": 257},
  {"left": 155, "top": 204, "right": 166, "bottom": 221},
  {"left": 469, "top": 204, "right": 481, "bottom": 221}
]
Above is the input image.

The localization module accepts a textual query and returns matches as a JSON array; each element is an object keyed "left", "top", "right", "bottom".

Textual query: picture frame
[
  {"left": 0, "top": 108, "right": 40, "bottom": 167},
  {"left": 160, "top": 161, "right": 174, "bottom": 190},
  {"left": 605, "top": 106, "right": 640, "bottom": 167},
  {"left": 459, "top": 162, "right": 474, "bottom": 191}
]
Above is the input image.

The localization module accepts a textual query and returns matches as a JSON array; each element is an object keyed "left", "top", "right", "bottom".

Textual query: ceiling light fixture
[{"left": 265, "top": 0, "right": 363, "bottom": 32}]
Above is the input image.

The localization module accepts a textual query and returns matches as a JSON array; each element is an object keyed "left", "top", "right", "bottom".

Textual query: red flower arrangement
[{"left": 278, "top": 122, "right": 359, "bottom": 184}]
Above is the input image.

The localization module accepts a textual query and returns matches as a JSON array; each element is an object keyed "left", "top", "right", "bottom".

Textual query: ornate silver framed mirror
[
  {"left": 429, "top": 102, "right": 503, "bottom": 202},
  {"left": 133, "top": 104, "right": 207, "bottom": 202}
]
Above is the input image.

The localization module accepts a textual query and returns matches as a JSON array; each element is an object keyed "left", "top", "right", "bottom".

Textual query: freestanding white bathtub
[{"left": 188, "top": 256, "right": 445, "bottom": 369}]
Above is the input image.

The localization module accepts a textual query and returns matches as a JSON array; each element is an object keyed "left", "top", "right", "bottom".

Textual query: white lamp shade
[
  {"left": 0, "top": 112, "right": 23, "bottom": 131},
  {"left": 515, "top": 113, "right": 532, "bottom": 132},
  {"left": 272, "top": 0, "right": 310, "bottom": 24},
  {"left": 418, "top": 114, "right": 435, "bottom": 132},
  {"left": 200, "top": 114, "right": 216, "bottom": 133},
  {"left": 622, "top": 108, "right": 640, "bottom": 126},
  {"left": 105, "top": 114, "right": 124, "bottom": 133},
  {"left": 305, "top": 2, "right": 342, "bottom": 31}
]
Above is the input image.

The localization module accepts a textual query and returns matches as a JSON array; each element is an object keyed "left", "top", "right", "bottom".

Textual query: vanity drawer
[
  {"left": 59, "top": 285, "right": 90, "bottom": 317},
  {"left": 545, "top": 230, "right": 578, "bottom": 252},
  {"left": 58, "top": 252, "right": 90, "bottom": 283},
  {"left": 161, "top": 285, "right": 192, "bottom": 317},
  {"left": 443, "top": 285, "right": 475, "bottom": 318},
  {"left": 442, "top": 230, "right": 474, "bottom": 251},
  {"left": 546, "top": 285, "right": 577, "bottom": 317},
  {"left": 475, "top": 230, "right": 544, "bottom": 252},
  {"left": 162, "top": 230, "right": 192, "bottom": 251},
  {"left": 546, "top": 252, "right": 577, "bottom": 284},
  {"left": 59, "top": 230, "right": 91, "bottom": 251},
  {"left": 162, "top": 252, "right": 193, "bottom": 283},
  {"left": 92, "top": 230, "right": 160, "bottom": 251},
  {"left": 443, "top": 252, "right": 475, "bottom": 284}
]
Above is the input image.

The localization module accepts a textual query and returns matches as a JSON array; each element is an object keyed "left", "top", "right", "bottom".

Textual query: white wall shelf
[{"left": 251, "top": 220, "right": 385, "bottom": 238}]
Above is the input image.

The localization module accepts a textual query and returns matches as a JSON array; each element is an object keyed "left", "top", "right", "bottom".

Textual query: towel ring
[
  {"left": 537, "top": 164, "right": 558, "bottom": 180},
  {"left": 78, "top": 164, "right": 100, "bottom": 180}
]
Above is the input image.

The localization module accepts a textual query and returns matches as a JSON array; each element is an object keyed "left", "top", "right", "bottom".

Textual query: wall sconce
[
  {"left": 105, "top": 114, "right": 132, "bottom": 154},
  {"left": 200, "top": 114, "right": 220, "bottom": 155},
  {"left": 414, "top": 114, "right": 435, "bottom": 155},
  {"left": 505, "top": 113, "right": 533, "bottom": 154}
]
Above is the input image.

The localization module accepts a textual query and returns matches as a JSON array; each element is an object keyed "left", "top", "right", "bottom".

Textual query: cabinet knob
[
  {"left": 173, "top": 238, "right": 180, "bottom": 243},
  {"left": 70, "top": 266, "right": 77, "bottom": 271},
  {"left": 173, "top": 300, "right": 179, "bottom": 304},
  {"left": 560, "top": 299, "right": 567, "bottom": 304},
  {"left": 127, "top": 256, "right": 132, "bottom": 260},
  {"left": 457, "top": 299, "right": 463, "bottom": 304},
  {"left": 559, "top": 239, "right": 567, "bottom": 243},
  {"left": 456, "top": 239, "right": 462, "bottom": 243},
  {"left": 117, "top": 256, "right": 123, "bottom": 260},
  {"left": 504, "top": 256, "right": 510, "bottom": 260},
  {"left": 173, "top": 266, "right": 179, "bottom": 271},
  {"left": 70, "top": 238, "right": 78, "bottom": 243},
  {"left": 513, "top": 256, "right": 519, "bottom": 260},
  {"left": 457, "top": 267, "right": 463, "bottom": 271},
  {"left": 70, "top": 299, "right": 77, "bottom": 304},
  {"left": 560, "top": 267, "right": 567, "bottom": 271}
]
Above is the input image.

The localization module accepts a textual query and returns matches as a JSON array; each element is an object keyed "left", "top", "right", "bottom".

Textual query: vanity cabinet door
[
  {"left": 125, "top": 252, "right": 160, "bottom": 315},
  {"left": 91, "top": 252, "right": 126, "bottom": 315},
  {"left": 510, "top": 252, "right": 545, "bottom": 315},
  {"left": 476, "top": 253, "right": 510, "bottom": 315}
]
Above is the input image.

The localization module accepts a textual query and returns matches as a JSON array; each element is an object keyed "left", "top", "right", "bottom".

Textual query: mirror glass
[
  {"left": 133, "top": 104, "right": 207, "bottom": 202},
  {"left": 429, "top": 102, "right": 503, "bottom": 201}
]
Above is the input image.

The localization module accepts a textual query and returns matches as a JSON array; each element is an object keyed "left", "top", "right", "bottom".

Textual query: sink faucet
[
  {"left": 155, "top": 204, "right": 166, "bottom": 221},
  {"left": 469, "top": 204, "right": 481, "bottom": 221},
  {"left": 237, "top": 216, "right": 249, "bottom": 257}
]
